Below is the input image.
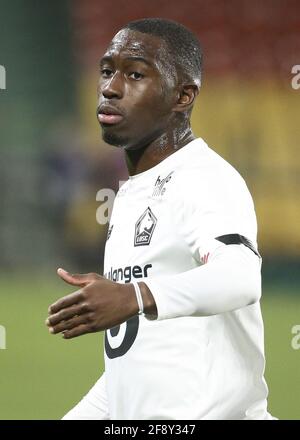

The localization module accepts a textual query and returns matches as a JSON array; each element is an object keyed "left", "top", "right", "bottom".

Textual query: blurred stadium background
[{"left": 0, "top": 0, "right": 299, "bottom": 419}]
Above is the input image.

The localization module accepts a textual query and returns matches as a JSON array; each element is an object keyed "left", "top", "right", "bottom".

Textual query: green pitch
[{"left": 0, "top": 275, "right": 299, "bottom": 419}]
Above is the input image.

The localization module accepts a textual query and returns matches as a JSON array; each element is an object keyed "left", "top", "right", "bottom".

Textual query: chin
[
  {"left": 102, "top": 130, "right": 128, "bottom": 147},
  {"left": 101, "top": 129, "right": 151, "bottom": 151}
]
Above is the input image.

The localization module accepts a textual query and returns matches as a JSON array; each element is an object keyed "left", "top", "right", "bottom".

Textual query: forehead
[{"left": 103, "top": 29, "right": 169, "bottom": 63}]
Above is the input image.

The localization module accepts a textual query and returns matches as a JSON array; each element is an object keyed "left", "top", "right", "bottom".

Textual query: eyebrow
[{"left": 100, "top": 55, "right": 153, "bottom": 67}]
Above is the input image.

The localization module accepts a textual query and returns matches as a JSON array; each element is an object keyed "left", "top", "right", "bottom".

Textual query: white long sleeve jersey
[{"left": 64, "top": 138, "right": 273, "bottom": 420}]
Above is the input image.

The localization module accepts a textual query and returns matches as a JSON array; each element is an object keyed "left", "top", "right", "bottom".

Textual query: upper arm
[{"left": 177, "top": 167, "right": 259, "bottom": 264}]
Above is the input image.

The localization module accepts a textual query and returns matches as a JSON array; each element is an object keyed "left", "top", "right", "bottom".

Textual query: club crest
[{"left": 134, "top": 207, "right": 157, "bottom": 246}]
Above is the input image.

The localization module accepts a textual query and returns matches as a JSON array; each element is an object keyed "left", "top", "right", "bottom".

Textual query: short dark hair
[{"left": 122, "top": 18, "right": 203, "bottom": 87}]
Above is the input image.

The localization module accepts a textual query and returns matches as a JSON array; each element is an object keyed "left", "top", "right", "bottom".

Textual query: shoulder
[
  {"left": 167, "top": 139, "right": 258, "bottom": 244},
  {"left": 171, "top": 138, "right": 252, "bottom": 203}
]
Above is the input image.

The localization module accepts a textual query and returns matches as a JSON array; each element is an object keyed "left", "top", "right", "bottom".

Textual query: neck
[{"left": 124, "top": 122, "right": 195, "bottom": 176}]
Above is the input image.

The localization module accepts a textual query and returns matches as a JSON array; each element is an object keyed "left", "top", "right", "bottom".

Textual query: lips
[
  {"left": 97, "top": 105, "right": 124, "bottom": 125},
  {"left": 98, "top": 114, "right": 123, "bottom": 124}
]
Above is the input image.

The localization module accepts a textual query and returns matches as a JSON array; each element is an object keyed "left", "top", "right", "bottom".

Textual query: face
[{"left": 97, "top": 29, "right": 177, "bottom": 149}]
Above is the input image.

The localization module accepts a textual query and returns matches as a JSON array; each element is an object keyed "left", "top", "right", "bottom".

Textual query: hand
[{"left": 46, "top": 268, "right": 139, "bottom": 339}]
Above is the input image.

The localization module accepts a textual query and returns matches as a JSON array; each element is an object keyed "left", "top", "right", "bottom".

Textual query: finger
[
  {"left": 46, "top": 302, "right": 89, "bottom": 327},
  {"left": 48, "top": 314, "right": 90, "bottom": 335},
  {"left": 48, "top": 289, "right": 83, "bottom": 314},
  {"left": 62, "top": 323, "right": 91, "bottom": 339},
  {"left": 57, "top": 268, "right": 91, "bottom": 287}
]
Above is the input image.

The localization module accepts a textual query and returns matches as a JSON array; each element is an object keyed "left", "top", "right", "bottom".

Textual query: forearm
[{"left": 141, "top": 244, "right": 261, "bottom": 320}]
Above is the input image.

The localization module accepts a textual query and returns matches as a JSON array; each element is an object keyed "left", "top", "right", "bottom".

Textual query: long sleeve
[
  {"left": 144, "top": 242, "right": 261, "bottom": 320},
  {"left": 62, "top": 372, "right": 110, "bottom": 420},
  {"left": 144, "top": 156, "right": 262, "bottom": 321}
]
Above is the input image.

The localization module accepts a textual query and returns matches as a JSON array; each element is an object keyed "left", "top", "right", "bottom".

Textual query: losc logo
[
  {"left": 0, "top": 65, "right": 6, "bottom": 90},
  {"left": 134, "top": 207, "right": 157, "bottom": 246}
]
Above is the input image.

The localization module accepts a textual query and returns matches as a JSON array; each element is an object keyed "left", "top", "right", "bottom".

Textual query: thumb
[{"left": 57, "top": 268, "right": 90, "bottom": 287}]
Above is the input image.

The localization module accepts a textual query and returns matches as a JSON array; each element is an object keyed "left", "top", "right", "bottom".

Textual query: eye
[
  {"left": 101, "top": 68, "right": 113, "bottom": 78},
  {"left": 128, "top": 72, "right": 144, "bottom": 81}
]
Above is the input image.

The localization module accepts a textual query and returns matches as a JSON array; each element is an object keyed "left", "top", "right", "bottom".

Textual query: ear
[{"left": 173, "top": 84, "right": 199, "bottom": 113}]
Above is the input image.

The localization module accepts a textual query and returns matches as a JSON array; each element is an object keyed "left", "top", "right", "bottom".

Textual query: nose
[{"left": 101, "top": 72, "right": 123, "bottom": 100}]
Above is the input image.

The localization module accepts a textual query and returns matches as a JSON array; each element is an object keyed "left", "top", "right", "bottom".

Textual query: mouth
[{"left": 97, "top": 105, "right": 124, "bottom": 125}]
